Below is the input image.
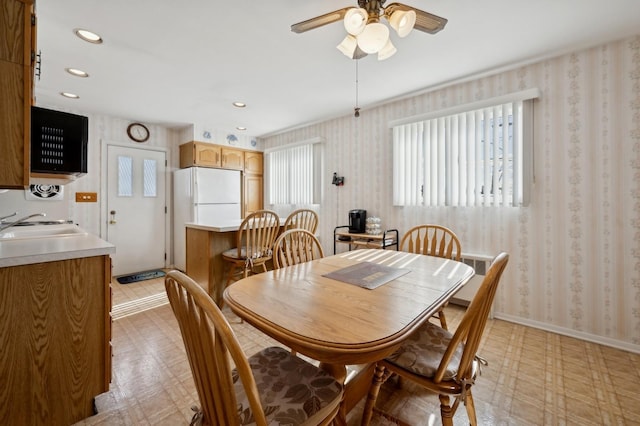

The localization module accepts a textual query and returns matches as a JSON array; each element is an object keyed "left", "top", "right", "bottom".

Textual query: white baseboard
[{"left": 493, "top": 313, "right": 640, "bottom": 355}]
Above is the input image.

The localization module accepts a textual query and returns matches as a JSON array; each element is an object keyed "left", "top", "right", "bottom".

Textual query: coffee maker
[{"left": 348, "top": 209, "right": 367, "bottom": 233}]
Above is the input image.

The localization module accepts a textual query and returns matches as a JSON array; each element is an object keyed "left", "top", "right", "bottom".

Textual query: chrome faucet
[
  {"left": 0, "top": 212, "right": 46, "bottom": 232},
  {"left": 0, "top": 212, "right": 17, "bottom": 223}
]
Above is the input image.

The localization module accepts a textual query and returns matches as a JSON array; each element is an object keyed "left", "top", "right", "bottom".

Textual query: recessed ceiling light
[
  {"left": 74, "top": 28, "right": 103, "bottom": 44},
  {"left": 232, "top": 102, "right": 246, "bottom": 108},
  {"left": 65, "top": 67, "right": 89, "bottom": 77},
  {"left": 60, "top": 92, "right": 79, "bottom": 99},
  {"left": 236, "top": 126, "right": 247, "bottom": 131}
]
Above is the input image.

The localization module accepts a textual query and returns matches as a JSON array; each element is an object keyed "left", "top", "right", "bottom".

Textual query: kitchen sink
[{"left": 0, "top": 224, "right": 87, "bottom": 241}]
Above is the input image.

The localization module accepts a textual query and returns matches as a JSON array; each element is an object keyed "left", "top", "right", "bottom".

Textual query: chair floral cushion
[
  {"left": 385, "top": 322, "right": 463, "bottom": 380},
  {"left": 233, "top": 347, "right": 343, "bottom": 425}
]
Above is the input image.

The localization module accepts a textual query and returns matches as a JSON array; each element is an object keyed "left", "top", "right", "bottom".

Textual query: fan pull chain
[{"left": 354, "top": 60, "right": 360, "bottom": 118}]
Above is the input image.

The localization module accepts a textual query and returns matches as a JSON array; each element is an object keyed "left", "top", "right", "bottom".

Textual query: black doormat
[{"left": 116, "top": 269, "right": 166, "bottom": 285}]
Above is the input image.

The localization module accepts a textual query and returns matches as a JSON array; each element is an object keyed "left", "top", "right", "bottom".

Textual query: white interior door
[{"left": 107, "top": 145, "right": 166, "bottom": 276}]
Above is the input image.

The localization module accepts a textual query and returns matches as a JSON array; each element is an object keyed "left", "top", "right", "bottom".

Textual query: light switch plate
[{"left": 75, "top": 192, "right": 97, "bottom": 202}]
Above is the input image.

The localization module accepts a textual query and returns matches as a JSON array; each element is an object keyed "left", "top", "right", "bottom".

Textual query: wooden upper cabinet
[
  {"left": 244, "top": 151, "right": 263, "bottom": 175},
  {"left": 0, "top": 0, "right": 34, "bottom": 189},
  {"left": 180, "top": 142, "right": 246, "bottom": 171},
  {"left": 221, "top": 147, "right": 244, "bottom": 170},
  {"left": 180, "top": 141, "right": 221, "bottom": 168},
  {"left": 0, "top": 0, "right": 32, "bottom": 65}
]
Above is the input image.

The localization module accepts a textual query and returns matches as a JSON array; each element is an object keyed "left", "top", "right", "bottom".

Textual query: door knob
[{"left": 109, "top": 210, "right": 117, "bottom": 225}]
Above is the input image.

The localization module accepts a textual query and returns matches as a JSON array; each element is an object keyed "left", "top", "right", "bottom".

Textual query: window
[
  {"left": 392, "top": 90, "right": 538, "bottom": 207},
  {"left": 266, "top": 138, "right": 323, "bottom": 205}
]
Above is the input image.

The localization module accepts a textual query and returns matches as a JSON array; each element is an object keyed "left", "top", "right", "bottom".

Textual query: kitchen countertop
[
  {"left": 0, "top": 225, "right": 115, "bottom": 268},
  {"left": 186, "top": 220, "right": 245, "bottom": 233},
  {"left": 186, "top": 218, "right": 286, "bottom": 233}
]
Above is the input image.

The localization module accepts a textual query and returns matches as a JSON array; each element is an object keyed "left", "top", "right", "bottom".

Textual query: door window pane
[
  {"left": 143, "top": 159, "right": 157, "bottom": 197},
  {"left": 118, "top": 156, "right": 133, "bottom": 197}
]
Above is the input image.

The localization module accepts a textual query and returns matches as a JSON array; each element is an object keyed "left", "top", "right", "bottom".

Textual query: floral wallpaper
[
  {"left": 261, "top": 35, "right": 640, "bottom": 353},
  {"left": 6, "top": 34, "right": 638, "bottom": 353}
]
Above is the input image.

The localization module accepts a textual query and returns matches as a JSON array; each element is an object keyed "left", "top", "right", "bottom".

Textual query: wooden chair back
[
  {"left": 400, "top": 224, "right": 461, "bottom": 261},
  {"left": 283, "top": 208, "right": 318, "bottom": 233},
  {"left": 400, "top": 224, "right": 462, "bottom": 329},
  {"left": 234, "top": 210, "right": 280, "bottom": 262},
  {"left": 433, "top": 252, "right": 509, "bottom": 383},
  {"left": 164, "top": 270, "right": 267, "bottom": 425},
  {"left": 361, "top": 252, "right": 509, "bottom": 426},
  {"left": 273, "top": 228, "right": 325, "bottom": 269}
]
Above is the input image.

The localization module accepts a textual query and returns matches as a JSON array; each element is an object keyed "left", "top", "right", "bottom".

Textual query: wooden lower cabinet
[
  {"left": 0, "top": 255, "right": 112, "bottom": 425},
  {"left": 185, "top": 226, "right": 237, "bottom": 304}
]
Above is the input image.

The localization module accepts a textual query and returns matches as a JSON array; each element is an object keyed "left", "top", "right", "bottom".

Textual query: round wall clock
[{"left": 127, "top": 122, "right": 150, "bottom": 143}]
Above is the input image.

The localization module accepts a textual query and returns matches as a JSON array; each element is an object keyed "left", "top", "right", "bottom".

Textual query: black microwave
[{"left": 31, "top": 106, "right": 88, "bottom": 176}]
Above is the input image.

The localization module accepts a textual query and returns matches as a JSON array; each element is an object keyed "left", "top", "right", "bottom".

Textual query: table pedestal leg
[{"left": 320, "top": 362, "right": 348, "bottom": 426}]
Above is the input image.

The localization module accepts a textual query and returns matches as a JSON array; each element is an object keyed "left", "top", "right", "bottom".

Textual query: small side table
[{"left": 333, "top": 226, "right": 399, "bottom": 254}]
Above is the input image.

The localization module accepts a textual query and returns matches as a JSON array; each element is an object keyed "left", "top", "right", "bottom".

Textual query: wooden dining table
[{"left": 223, "top": 248, "right": 475, "bottom": 425}]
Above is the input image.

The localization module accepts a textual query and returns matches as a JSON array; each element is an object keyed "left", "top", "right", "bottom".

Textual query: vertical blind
[
  {"left": 393, "top": 96, "right": 535, "bottom": 207},
  {"left": 268, "top": 143, "right": 314, "bottom": 204}
]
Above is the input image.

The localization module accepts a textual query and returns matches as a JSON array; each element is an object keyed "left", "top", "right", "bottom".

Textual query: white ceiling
[{"left": 34, "top": 0, "right": 640, "bottom": 138}]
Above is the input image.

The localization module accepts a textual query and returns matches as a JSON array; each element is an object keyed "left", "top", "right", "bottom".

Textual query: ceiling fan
[{"left": 291, "top": 0, "right": 448, "bottom": 60}]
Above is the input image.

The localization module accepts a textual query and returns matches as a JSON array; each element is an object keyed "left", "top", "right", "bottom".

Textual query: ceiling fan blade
[
  {"left": 291, "top": 7, "right": 352, "bottom": 33},
  {"left": 385, "top": 3, "right": 448, "bottom": 34}
]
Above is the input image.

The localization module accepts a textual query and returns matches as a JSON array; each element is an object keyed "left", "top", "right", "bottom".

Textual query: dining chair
[
  {"left": 165, "top": 270, "right": 344, "bottom": 426},
  {"left": 222, "top": 210, "right": 280, "bottom": 287},
  {"left": 273, "top": 228, "right": 325, "bottom": 269},
  {"left": 283, "top": 208, "right": 319, "bottom": 233},
  {"left": 272, "top": 230, "right": 380, "bottom": 413},
  {"left": 360, "top": 252, "right": 509, "bottom": 426},
  {"left": 272, "top": 228, "right": 325, "bottom": 356},
  {"left": 400, "top": 224, "right": 462, "bottom": 329}
]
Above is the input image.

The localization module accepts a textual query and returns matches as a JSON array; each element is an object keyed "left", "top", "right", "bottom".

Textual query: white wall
[{"left": 261, "top": 35, "right": 640, "bottom": 353}]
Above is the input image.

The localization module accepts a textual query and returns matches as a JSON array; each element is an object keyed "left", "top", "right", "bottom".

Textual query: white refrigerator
[{"left": 173, "top": 167, "right": 242, "bottom": 271}]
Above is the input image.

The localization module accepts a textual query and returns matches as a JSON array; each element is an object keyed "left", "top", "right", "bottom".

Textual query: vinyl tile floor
[{"left": 75, "top": 275, "right": 640, "bottom": 425}]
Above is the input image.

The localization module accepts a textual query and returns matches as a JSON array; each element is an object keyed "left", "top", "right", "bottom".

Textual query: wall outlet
[{"left": 75, "top": 192, "right": 97, "bottom": 202}]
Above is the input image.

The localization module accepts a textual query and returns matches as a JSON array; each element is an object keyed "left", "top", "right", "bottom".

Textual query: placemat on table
[{"left": 322, "top": 261, "right": 410, "bottom": 290}]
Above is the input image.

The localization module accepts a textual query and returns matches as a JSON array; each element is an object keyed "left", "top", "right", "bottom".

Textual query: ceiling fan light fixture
[
  {"left": 388, "top": 9, "right": 416, "bottom": 38},
  {"left": 291, "top": 2, "right": 448, "bottom": 61},
  {"left": 356, "top": 22, "right": 389, "bottom": 54},
  {"left": 337, "top": 35, "right": 368, "bottom": 59},
  {"left": 343, "top": 8, "right": 368, "bottom": 35},
  {"left": 337, "top": 34, "right": 357, "bottom": 58},
  {"left": 377, "top": 39, "right": 397, "bottom": 60}
]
